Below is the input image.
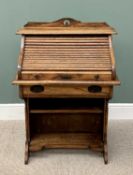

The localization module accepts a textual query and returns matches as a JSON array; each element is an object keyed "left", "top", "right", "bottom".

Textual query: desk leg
[
  {"left": 24, "top": 99, "right": 30, "bottom": 164},
  {"left": 103, "top": 99, "right": 108, "bottom": 164},
  {"left": 25, "top": 141, "right": 29, "bottom": 164}
]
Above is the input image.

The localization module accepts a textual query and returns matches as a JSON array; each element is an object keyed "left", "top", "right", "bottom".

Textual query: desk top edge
[{"left": 16, "top": 18, "right": 117, "bottom": 35}]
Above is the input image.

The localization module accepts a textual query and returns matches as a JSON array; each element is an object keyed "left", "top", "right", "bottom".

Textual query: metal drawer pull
[
  {"left": 30, "top": 85, "right": 44, "bottom": 93},
  {"left": 88, "top": 85, "right": 102, "bottom": 93}
]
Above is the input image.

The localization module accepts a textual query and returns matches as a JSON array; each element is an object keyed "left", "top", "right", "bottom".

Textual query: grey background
[{"left": 0, "top": 0, "right": 132, "bottom": 103}]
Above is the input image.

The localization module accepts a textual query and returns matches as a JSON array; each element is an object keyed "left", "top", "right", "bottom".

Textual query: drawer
[
  {"left": 21, "top": 85, "right": 113, "bottom": 98},
  {"left": 21, "top": 71, "right": 112, "bottom": 81}
]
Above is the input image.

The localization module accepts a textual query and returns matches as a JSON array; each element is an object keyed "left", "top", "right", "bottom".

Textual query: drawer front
[
  {"left": 21, "top": 71, "right": 112, "bottom": 81},
  {"left": 21, "top": 85, "right": 112, "bottom": 98}
]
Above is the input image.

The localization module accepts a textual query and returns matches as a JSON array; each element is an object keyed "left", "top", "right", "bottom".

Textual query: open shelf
[
  {"left": 29, "top": 98, "right": 104, "bottom": 155},
  {"left": 30, "top": 108, "right": 103, "bottom": 114},
  {"left": 29, "top": 98, "right": 104, "bottom": 135},
  {"left": 29, "top": 133, "right": 103, "bottom": 152}
]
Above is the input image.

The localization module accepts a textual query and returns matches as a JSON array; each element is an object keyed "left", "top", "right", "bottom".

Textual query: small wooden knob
[
  {"left": 34, "top": 74, "right": 42, "bottom": 80},
  {"left": 60, "top": 74, "right": 71, "bottom": 80},
  {"left": 94, "top": 75, "right": 100, "bottom": 80}
]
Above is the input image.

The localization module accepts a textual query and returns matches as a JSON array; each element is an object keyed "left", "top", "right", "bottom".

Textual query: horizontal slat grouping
[{"left": 22, "top": 36, "right": 111, "bottom": 71}]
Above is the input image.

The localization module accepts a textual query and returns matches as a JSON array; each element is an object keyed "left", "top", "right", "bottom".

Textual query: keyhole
[{"left": 64, "top": 19, "right": 70, "bottom": 26}]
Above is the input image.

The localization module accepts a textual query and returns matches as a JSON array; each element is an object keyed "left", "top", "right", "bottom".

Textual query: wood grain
[{"left": 21, "top": 71, "right": 112, "bottom": 81}]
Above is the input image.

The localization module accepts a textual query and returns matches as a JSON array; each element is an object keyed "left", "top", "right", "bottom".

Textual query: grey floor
[{"left": 0, "top": 120, "right": 133, "bottom": 175}]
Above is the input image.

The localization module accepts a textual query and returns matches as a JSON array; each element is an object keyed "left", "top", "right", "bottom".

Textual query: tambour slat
[
  {"left": 23, "top": 63, "right": 111, "bottom": 67},
  {"left": 24, "top": 53, "right": 109, "bottom": 57},
  {"left": 24, "top": 60, "right": 110, "bottom": 64},
  {"left": 24, "top": 51, "right": 110, "bottom": 54},
  {"left": 25, "top": 37, "right": 109, "bottom": 40},
  {"left": 22, "top": 64, "right": 111, "bottom": 70},
  {"left": 24, "top": 58, "right": 110, "bottom": 61},
  {"left": 24, "top": 55, "right": 110, "bottom": 58},
  {"left": 24, "top": 51, "right": 109, "bottom": 54},
  {"left": 25, "top": 46, "right": 109, "bottom": 49},
  {"left": 26, "top": 40, "right": 108, "bottom": 44},
  {"left": 22, "top": 67, "right": 111, "bottom": 71}
]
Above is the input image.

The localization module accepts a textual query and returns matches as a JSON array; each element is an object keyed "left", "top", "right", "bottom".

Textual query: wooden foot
[
  {"left": 103, "top": 144, "right": 108, "bottom": 164},
  {"left": 24, "top": 141, "right": 29, "bottom": 164}
]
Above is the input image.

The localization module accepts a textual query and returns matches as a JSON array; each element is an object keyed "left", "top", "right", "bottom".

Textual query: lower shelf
[
  {"left": 30, "top": 108, "right": 103, "bottom": 114},
  {"left": 29, "top": 133, "right": 103, "bottom": 152}
]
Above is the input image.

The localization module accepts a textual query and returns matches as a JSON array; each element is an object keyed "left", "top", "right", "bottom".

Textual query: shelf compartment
[
  {"left": 30, "top": 113, "right": 103, "bottom": 134},
  {"left": 29, "top": 133, "right": 103, "bottom": 152}
]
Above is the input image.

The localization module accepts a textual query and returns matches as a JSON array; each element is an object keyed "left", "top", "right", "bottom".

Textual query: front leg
[
  {"left": 24, "top": 141, "right": 29, "bottom": 164},
  {"left": 103, "top": 142, "right": 108, "bottom": 164},
  {"left": 103, "top": 99, "right": 109, "bottom": 164}
]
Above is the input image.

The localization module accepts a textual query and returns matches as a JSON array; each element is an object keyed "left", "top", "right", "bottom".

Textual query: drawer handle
[
  {"left": 60, "top": 74, "right": 71, "bottom": 80},
  {"left": 88, "top": 85, "right": 102, "bottom": 93},
  {"left": 30, "top": 85, "right": 44, "bottom": 93}
]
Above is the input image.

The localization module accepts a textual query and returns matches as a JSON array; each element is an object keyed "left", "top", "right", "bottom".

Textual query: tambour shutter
[{"left": 23, "top": 36, "right": 111, "bottom": 71}]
